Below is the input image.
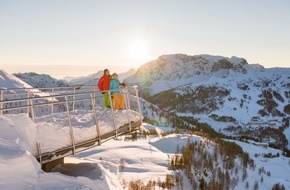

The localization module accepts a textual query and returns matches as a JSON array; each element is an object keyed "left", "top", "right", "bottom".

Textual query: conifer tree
[{"left": 253, "top": 181, "right": 259, "bottom": 190}]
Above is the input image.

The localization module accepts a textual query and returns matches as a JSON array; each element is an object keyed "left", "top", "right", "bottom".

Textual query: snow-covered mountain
[
  {"left": 0, "top": 70, "right": 58, "bottom": 104},
  {"left": 0, "top": 70, "right": 34, "bottom": 89},
  {"left": 125, "top": 54, "right": 290, "bottom": 150},
  {"left": 65, "top": 70, "right": 104, "bottom": 85},
  {"left": 13, "top": 72, "right": 70, "bottom": 88}
]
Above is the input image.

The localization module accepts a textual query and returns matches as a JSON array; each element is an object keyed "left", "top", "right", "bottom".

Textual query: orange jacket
[{"left": 98, "top": 74, "right": 110, "bottom": 91}]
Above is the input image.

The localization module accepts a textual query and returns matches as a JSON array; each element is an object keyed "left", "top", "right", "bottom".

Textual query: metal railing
[{"left": 0, "top": 85, "right": 143, "bottom": 163}]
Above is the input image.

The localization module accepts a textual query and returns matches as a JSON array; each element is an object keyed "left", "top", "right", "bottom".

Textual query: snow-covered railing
[
  {"left": 0, "top": 85, "right": 143, "bottom": 164},
  {"left": 0, "top": 85, "right": 142, "bottom": 113}
]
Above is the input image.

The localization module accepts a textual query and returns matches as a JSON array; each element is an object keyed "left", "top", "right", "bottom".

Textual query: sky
[{"left": 0, "top": 0, "right": 290, "bottom": 79}]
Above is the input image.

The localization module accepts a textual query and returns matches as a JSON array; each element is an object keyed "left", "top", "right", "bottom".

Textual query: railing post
[
  {"left": 91, "top": 93, "right": 95, "bottom": 110},
  {"left": 108, "top": 91, "right": 114, "bottom": 110},
  {"left": 65, "top": 96, "right": 76, "bottom": 155},
  {"left": 123, "top": 89, "right": 132, "bottom": 131},
  {"left": 90, "top": 93, "right": 101, "bottom": 145},
  {"left": 134, "top": 86, "right": 143, "bottom": 120},
  {"left": 125, "top": 88, "right": 131, "bottom": 110},
  {"left": 73, "top": 87, "right": 76, "bottom": 111},
  {"left": 29, "top": 99, "right": 36, "bottom": 122},
  {"left": 52, "top": 88, "right": 54, "bottom": 114},
  {"left": 91, "top": 87, "right": 96, "bottom": 110},
  {"left": 27, "top": 91, "right": 30, "bottom": 115},
  {"left": 0, "top": 90, "right": 3, "bottom": 115},
  {"left": 108, "top": 91, "right": 118, "bottom": 137},
  {"left": 36, "top": 142, "right": 42, "bottom": 164}
]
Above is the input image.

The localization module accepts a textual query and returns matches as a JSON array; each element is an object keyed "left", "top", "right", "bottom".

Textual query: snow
[
  {"left": 0, "top": 112, "right": 176, "bottom": 189},
  {"left": 0, "top": 70, "right": 34, "bottom": 89},
  {"left": 149, "top": 134, "right": 202, "bottom": 154},
  {"left": 1, "top": 112, "right": 290, "bottom": 189},
  {"left": 285, "top": 126, "right": 290, "bottom": 150},
  {"left": 35, "top": 108, "right": 142, "bottom": 154},
  {"left": 228, "top": 140, "right": 290, "bottom": 189}
]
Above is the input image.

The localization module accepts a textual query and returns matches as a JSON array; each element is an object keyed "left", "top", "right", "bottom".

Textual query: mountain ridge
[
  {"left": 13, "top": 72, "right": 69, "bottom": 88},
  {"left": 13, "top": 68, "right": 136, "bottom": 87},
  {"left": 0, "top": 69, "right": 34, "bottom": 89},
  {"left": 124, "top": 53, "right": 290, "bottom": 150}
]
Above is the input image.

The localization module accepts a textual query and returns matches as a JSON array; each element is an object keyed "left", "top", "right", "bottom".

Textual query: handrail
[
  {"left": 0, "top": 85, "right": 143, "bottom": 118},
  {"left": 0, "top": 86, "right": 139, "bottom": 111},
  {"left": 0, "top": 85, "right": 92, "bottom": 102}
]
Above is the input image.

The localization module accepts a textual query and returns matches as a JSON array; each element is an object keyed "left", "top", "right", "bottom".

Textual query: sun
[{"left": 128, "top": 41, "right": 148, "bottom": 60}]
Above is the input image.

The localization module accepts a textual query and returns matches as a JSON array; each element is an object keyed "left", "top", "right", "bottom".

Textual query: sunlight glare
[{"left": 128, "top": 41, "right": 148, "bottom": 60}]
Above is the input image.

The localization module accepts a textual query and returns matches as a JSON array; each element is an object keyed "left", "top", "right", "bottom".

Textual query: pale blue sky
[{"left": 0, "top": 0, "right": 289, "bottom": 78}]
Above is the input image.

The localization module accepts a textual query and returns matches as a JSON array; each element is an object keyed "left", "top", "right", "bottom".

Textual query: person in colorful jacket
[
  {"left": 110, "top": 73, "right": 125, "bottom": 110},
  {"left": 97, "top": 69, "right": 111, "bottom": 108}
]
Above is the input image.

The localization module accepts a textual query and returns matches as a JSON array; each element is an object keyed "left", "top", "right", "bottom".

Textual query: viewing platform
[{"left": 0, "top": 85, "right": 143, "bottom": 170}]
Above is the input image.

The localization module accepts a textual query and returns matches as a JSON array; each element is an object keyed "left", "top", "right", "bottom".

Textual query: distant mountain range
[
  {"left": 0, "top": 70, "right": 34, "bottom": 89},
  {"left": 13, "top": 69, "right": 137, "bottom": 88},
  {"left": 13, "top": 72, "right": 70, "bottom": 88}
]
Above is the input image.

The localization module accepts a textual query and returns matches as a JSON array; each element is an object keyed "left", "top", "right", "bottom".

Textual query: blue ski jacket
[{"left": 110, "top": 79, "right": 120, "bottom": 94}]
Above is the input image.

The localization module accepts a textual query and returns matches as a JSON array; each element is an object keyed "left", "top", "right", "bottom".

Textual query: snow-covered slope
[
  {"left": 0, "top": 70, "right": 34, "bottom": 89},
  {"left": 0, "top": 70, "right": 58, "bottom": 104},
  {"left": 125, "top": 54, "right": 290, "bottom": 150},
  {"left": 13, "top": 72, "right": 69, "bottom": 88},
  {"left": 1, "top": 114, "right": 289, "bottom": 190},
  {"left": 66, "top": 70, "right": 104, "bottom": 85}
]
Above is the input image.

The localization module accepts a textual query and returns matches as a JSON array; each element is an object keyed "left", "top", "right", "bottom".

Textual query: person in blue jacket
[{"left": 110, "top": 73, "right": 125, "bottom": 110}]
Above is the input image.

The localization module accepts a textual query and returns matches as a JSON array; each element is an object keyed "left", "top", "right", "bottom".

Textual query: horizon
[
  {"left": 1, "top": 0, "right": 290, "bottom": 75},
  {"left": 2, "top": 52, "right": 290, "bottom": 80},
  {"left": 2, "top": 64, "right": 137, "bottom": 79}
]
